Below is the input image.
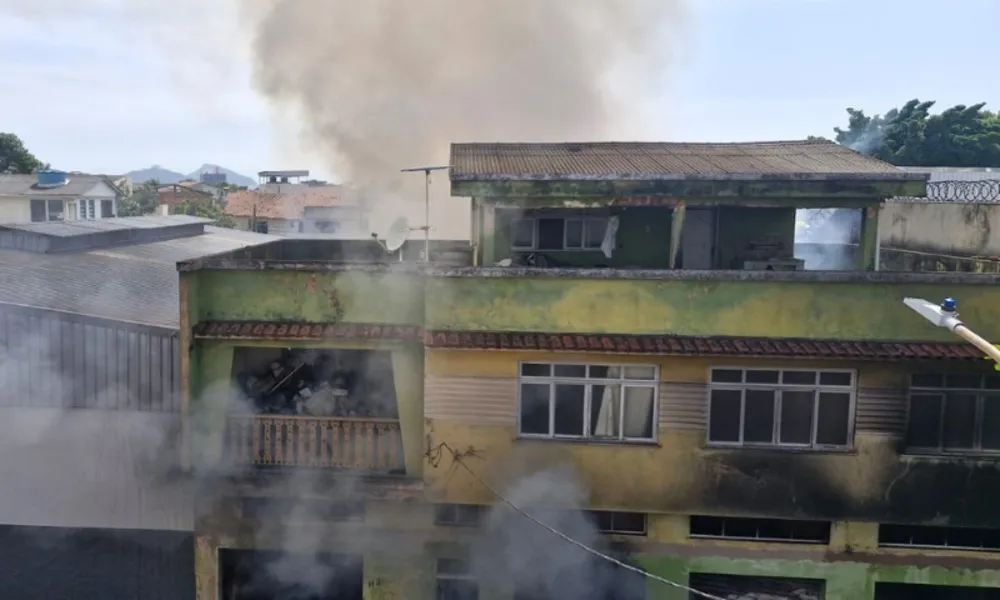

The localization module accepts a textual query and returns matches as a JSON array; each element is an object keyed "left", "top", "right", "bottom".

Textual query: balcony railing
[{"left": 224, "top": 415, "right": 404, "bottom": 473}]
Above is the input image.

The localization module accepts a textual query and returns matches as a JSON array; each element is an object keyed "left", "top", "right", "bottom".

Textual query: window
[
  {"left": 585, "top": 511, "right": 647, "bottom": 536},
  {"left": 30, "top": 200, "right": 65, "bottom": 222},
  {"left": 906, "top": 373, "right": 1000, "bottom": 454},
  {"left": 518, "top": 363, "right": 657, "bottom": 441},
  {"left": 707, "top": 368, "right": 855, "bottom": 449},
  {"left": 690, "top": 516, "right": 831, "bottom": 544},
  {"left": 241, "top": 497, "right": 365, "bottom": 521},
  {"left": 879, "top": 523, "right": 1000, "bottom": 552},
  {"left": 435, "top": 504, "right": 484, "bottom": 527},
  {"left": 436, "top": 558, "right": 478, "bottom": 600},
  {"left": 78, "top": 198, "right": 96, "bottom": 220},
  {"left": 510, "top": 216, "right": 609, "bottom": 251},
  {"left": 253, "top": 221, "right": 269, "bottom": 234},
  {"left": 100, "top": 199, "right": 114, "bottom": 218}
]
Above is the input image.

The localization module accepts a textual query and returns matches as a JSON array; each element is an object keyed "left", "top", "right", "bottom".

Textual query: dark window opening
[
  {"left": 47, "top": 199, "right": 64, "bottom": 220},
  {"left": 437, "top": 558, "right": 479, "bottom": 600},
  {"left": 536, "top": 218, "right": 564, "bottom": 250},
  {"left": 690, "top": 516, "right": 831, "bottom": 544},
  {"left": 708, "top": 368, "right": 854, "bottom": 449},
  {"left": 253, "top": 220, "right": 269, "bottom": 234},
  {"left": 435, "top": 504, "right": 485, "bottom": 527},
  {"left": 100, "top": 199, "right": 114, "bottom": 218},
  {"left": 513, "top": 553, "right": 645, "bottom": 600},
  {"left": 241, "top": 497, "right": 365, "bottom": 522},
  {"left": 30, "top": 200, "right": 46, "bottom": 222},
  {"left": 220, "top": 549, "right": 362, "bottom": 600},
  {"left": 875, "top": 583, "right": 1000, "bottom": 600},
  {"left": 879, "top": 524, "right": 1000, "bottom": 552},
  {"left": 585, "top": 511, "right": 647, "bottom": 536},
  {"left": 907, "top": 373, "right": 1000, "bottom": 453},
  {"left": 231, "top": 347, "right": 398, "bottom": 418},
  {"left": 688, "top": 574, "right": 824, "bottom": 600}
]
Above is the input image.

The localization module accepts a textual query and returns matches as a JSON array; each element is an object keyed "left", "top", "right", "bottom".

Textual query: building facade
[
  {"left": 180, "top": 140, "right": 1000, "bottom": 600},
  {"left": 0, "top": 170, "right": 122, "bottom": 223}
]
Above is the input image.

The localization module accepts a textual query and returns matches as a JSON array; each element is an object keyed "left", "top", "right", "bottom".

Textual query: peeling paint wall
[{"left": 881, "top": 202, "right": 1000, "bottom": 258}]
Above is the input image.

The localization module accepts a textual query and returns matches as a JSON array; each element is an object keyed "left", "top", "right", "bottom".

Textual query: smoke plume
[{"left": 239, "top": 0, "right": 683, "bottom": 237}]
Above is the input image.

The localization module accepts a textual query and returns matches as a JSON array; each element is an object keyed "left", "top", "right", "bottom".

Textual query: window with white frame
[
  {"left": 80, "top": 198, "right": 96, "bottom": 220},
  {"left": 436, "top": 558, "right": 479, "bottom": 600},
  {"left": 29, "top": 199, "right": 65, "bottom": 222},
  {"left": 510, "top": 216, "right": 609, "bottom": 251},
  {"left": 517, "top": 363, "right": 657, "bottom": 441},
  {"left": 707, "top": 368, "right": 855, "bottom": 449},
  {"left": 906, "top": 373, "right": 1000, "bottom": 454}
]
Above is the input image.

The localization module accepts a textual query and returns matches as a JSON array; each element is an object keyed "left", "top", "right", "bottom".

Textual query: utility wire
[{"left": 434, "top": 443, "right": 731, "bottom": 600}]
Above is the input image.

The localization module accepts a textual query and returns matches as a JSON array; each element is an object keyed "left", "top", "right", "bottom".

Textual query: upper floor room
[
  {"left": 450, "top": 139, "right": 927, "bottom": 273},
  {"left": 0, "top": 170, "right": 124, "bottom": 224}
]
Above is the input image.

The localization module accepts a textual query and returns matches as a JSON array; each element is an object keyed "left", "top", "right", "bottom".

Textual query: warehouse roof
[
  {"left": 0, "top": 217, "right": 277, "bottom": 328},
  {"left": 449, "top": 139, "right": 925, "bottom": 181}
]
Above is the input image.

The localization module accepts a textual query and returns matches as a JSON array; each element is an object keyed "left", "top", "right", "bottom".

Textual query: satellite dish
[{"left": 384, "top": 216, "right": 411, "bottom": 252}]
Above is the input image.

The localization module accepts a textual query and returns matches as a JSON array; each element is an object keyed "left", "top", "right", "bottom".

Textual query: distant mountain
[
  {"left": 186, "top": 164, "right": 256, "bottom": 188},
  {"left": 126, "top": 164, "right": 256, "bottom": 188},
  {"left": 126, "top": 165, "right": 186, "bottom": 185}
]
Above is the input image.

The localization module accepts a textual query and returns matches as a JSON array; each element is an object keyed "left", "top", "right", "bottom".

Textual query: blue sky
[{"left": 0, "top": 0, "right": 996, "bottom": 179}]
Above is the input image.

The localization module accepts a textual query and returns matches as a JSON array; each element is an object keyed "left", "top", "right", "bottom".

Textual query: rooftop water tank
[{"left": 36, "top": 170, "right": 68, "bottom": 188}]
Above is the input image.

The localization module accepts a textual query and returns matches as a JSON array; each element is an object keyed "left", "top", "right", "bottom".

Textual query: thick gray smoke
[{"left": 240, "top": 0, "right": 682, "bottom": 238}]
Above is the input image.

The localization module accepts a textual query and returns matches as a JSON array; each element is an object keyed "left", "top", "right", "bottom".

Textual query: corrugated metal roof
[
  {"left": 0, "top": 174, "right": 117, "bottom": 197},
  {"left": 450, "top": 140, "right": 916, "bottom": 181},
  {"left": 0, "top": 227, "right": 277, "bottom": 328}
]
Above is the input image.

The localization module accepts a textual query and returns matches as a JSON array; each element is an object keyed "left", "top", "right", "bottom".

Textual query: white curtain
[
  {"left": 622, "top": 387, "right": 655, "bottom": 438},
  {"left": 593, "top": 367, "right": 621, "bottom": 437}
]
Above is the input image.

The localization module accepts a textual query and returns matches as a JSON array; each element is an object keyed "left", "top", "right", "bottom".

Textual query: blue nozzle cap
[{"left": 942, "top": 297, "right": 957, "bottom": 312}]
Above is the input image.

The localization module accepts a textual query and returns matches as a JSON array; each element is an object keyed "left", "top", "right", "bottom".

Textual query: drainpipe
[{"left": 903, "top": 297, "right": 1000, "bottom": 363}]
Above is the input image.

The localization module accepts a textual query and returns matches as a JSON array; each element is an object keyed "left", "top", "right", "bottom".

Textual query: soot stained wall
[{"left": 0, "top": 525, "right": 194, "bottom": 600}]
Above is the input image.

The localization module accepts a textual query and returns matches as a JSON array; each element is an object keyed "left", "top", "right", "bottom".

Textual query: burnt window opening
[
  {"left": 689, "top": 516, "right": 831, "bottom": 544},
  {"left": 513, "top": 552, "right": 646, "bottom": 600},
  {"left": 518, "top": 362, "right": 657, "bottom": 442},
  {"left": 688, "top": 574, "right": 825, "bottom": 600},
  {"left": 907, "top": 373, "right": 1000, "bottom": 454},
  {"left": 435, "top": 504, "right": 485, "bottom": 527},
  {"left": 875, "top": 582, "right": 1000, "bottom": 600},
  {"left": 220, "top": 549, "right": 363, "bottom": 600},
  {"left": 879, "top": 523, "right": 1000, "bottom": 552},
  {"left": 436, "top": 557, "right": 479, "bottom": 600},
  {"left": 231, "top": 347, "right": 398, "bottom": 419},
  {"left": 585, "top": 511, "right": 647, "bottom": 536},
  {"left": 241, "top": 497, "right": 365, "bottom": 522},
  {"left": 509, "top": 214, "right": 611, "bottom": 252},
  {"left": 708, "top": 368, "right": 855, "bottom": 449}
]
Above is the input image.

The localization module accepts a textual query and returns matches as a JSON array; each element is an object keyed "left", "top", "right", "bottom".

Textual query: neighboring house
[
  {"left": 223, "top": 187, "right": 363, "bottom": 235},
  {"left": 0, "top": 215, "right": 276, "bottom": 599},
  {"left": 156, "top": 181, "right": 218, "bottom": 209},
  {"left": 177, "top": 140, "right": 1000, "bottom": 599},
  {"left": 0, "top": 170, "right": 123, "bottom": 224}
]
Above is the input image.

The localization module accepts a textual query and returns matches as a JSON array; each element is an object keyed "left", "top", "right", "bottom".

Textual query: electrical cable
[{"left": 434, "top": 443, "right": 732, "bottom": 600}]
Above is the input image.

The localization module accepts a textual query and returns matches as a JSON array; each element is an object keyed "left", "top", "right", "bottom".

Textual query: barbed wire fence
[{"left": 902, "top": 179, "right": 1000, "bottom": 203}]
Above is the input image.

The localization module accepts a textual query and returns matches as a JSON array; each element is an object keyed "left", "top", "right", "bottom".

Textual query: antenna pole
[{"left": 401, "top": 164, "right": 450, "bottom": 263}]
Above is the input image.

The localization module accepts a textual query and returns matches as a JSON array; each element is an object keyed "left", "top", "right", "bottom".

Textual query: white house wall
[{"left": 0, "top": 196, "right": 31, "bottom": 223}]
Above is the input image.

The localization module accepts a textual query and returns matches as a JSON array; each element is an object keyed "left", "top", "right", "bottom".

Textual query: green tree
[
  {"left": 0, "top": 133, "right": 45, "bottom": 174},
  {"left": 176, "top": 199, "right": 236, "bottom": 228},
  {"left": 831, "top": 99, "right": 1000, "bottom": 167},
  {"left": 116, "top": 180, "right": 161, "bottom": 217}
]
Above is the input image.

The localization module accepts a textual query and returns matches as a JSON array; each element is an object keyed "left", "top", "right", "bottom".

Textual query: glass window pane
[
  {"left": 942, "top": 393, "right": 977, "bottom": 450},
  {"left": 553, "top": 364, "right": 586, "bottom": 378},
  {"left": 589, "top": 384, "right": 621, "bottom": 438},
  {"left": 744, "top": 390, "right": 776, "bottom": 443},
  {"left": 553, "top": 384, "right": 585, "bottom": 436},
  {"left": 537, "top": 218, "right": 564, "bottom": 250},
  {"left": 521, "top": 363, "right": 550, "bottom": 377},
  {"left": 912, "top": 373, "right": 944, "bottom": 388},
  {"left": 584, "top": 219, "right": 607, "bottom": 248},
  {"left": 782, "top": 371, "right": 815, "bottom": 385},
  {"left": 564, "top": 219, "right": 583, "bottom": 248},
  {"left": 46, "top": 200, "right": 64, "bottom": 221},
  {"left": 511, "top": 219, "right": 534, "bottom": 247},
  {"left": 746, "top": 370, "right": 779, "bottom": 384},
  {"left": 779, "top": 391, "right": 814, "bottom": 445},
  {"left": 711, "top": 369, "right": 742, "bottom": 383},
  {"left": 946, "top": 374, "right": 983, "bottom": 389},
  {"left": 519, "top": 383, "right": 550, "bottom": 435},
  {"left": 708, "top": 389, "right": 741, "bottom": 442},
  {"left": 907, "top": 394, "right": 943, "bottom": 448},
  {"left": 622, "top": 386, "right": 655, "bottom": 439},
  {"left": 588, "top": 365, "right": 611, "bottom": 378},
  {"left": 981, "top": 395, "right": 1000, "bottom": 450},
  {"left": 818, "top": 372, "right": 853, "bottom": 387},
  {"left": 623, "top": 365, "right": 657, "bottom": 380},
  {"left": 30, "top": 200, "right": 46, "bottom": 222},
  {"left": 816, "top": 392, "right": 851, "bottom": 446}
]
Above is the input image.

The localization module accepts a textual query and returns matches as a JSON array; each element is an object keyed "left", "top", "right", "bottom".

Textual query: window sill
[
  {"left": 515, "top": 435, "right": 659, "bottom": 448},
  {"left": 900, "top": 451, "right": 1000, "bottom": 461},
  {"left": 701, "top": 444, "right": 856, "bottom": 456}
]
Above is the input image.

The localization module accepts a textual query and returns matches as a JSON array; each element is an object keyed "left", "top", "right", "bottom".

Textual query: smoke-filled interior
[{"left": 220, "top": 549, "right": 363, "bottom": 600}]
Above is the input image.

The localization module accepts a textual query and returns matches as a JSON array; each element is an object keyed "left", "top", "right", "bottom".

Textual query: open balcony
[{"left": 224, "top": 414, "right": 404, "bottom": 472}]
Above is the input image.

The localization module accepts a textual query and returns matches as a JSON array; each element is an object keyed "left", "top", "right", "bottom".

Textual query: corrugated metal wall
[
  {"left": 0, "top": 526, "right": 194, "bottom": 600},
  {"left": 424, "top": 374, "right": 909, "bottom": 437},
  {"left": 0, "top": 304, "right": 179, "bottom": 411}
]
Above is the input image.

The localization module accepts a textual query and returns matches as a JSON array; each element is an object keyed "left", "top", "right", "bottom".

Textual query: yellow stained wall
[{"left": 423, "top": 349, "right": 908, "bottom": 513}]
